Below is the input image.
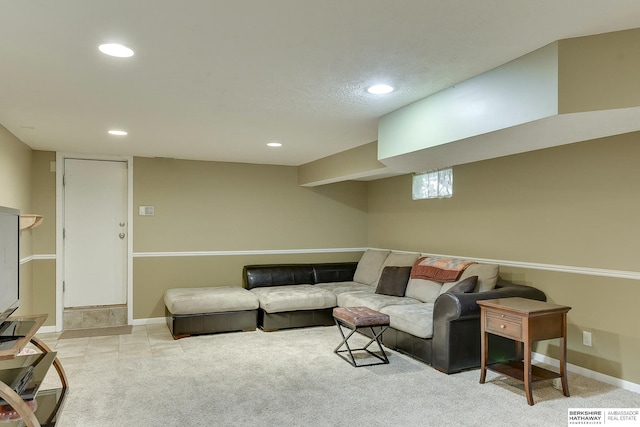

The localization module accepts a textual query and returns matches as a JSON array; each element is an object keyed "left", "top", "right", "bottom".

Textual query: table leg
[
  {"left": 479, "top": 325, "right": 488, "bottom": 383},
  {"left": 480, "top": 307, "right": 489, "bottom": 384},
  {"left": 524, "top": 340, "right": 534, "bottom": 405},
  {"left": 560, "top": 314, "right": 570, "bottom": 397}
]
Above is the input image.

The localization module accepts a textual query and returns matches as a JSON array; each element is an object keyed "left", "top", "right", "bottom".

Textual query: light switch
[{"left": 138, "top": 206, "right": 155, "bottom": 216}]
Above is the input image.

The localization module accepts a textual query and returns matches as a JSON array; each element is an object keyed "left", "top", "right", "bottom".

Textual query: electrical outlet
[{"left": 583, "top": 331, "right": 592, "bottom": 347}]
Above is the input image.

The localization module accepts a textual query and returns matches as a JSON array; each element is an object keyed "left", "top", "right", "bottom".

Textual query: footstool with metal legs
[{"left": 332, "top": 306, "right": 390, "bottom": 367}]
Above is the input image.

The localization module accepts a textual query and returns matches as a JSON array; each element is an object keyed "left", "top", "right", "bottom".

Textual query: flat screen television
[{"left": 0, "top": 206, "right": 19, "bottom": 323}]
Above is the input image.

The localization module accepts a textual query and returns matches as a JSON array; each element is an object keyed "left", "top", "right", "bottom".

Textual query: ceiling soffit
[{"left": 378, "top": 28, "right": 640, "bottom": 173}]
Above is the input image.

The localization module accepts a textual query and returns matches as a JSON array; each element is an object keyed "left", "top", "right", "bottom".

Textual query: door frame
[{"left": 55, "top": 152, "right": 134, "bottom": 331}]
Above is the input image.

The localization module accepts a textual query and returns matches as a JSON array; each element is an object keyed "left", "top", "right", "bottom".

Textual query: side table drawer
[{"left": 486, "top": 311, "right": 522, "bottom": 340}]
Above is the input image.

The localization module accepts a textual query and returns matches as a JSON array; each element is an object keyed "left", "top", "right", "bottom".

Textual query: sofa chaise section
[{"left": 164, "top": 286, "right": 259, "bottom": 339}]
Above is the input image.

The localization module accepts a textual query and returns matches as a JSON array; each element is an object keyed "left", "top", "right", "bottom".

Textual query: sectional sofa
[
  {"left": 165, "top": 249, "right": 546, "bottom": 373},
  {"left": 242, "top": 249, "right": 546, "bottom": 373}
]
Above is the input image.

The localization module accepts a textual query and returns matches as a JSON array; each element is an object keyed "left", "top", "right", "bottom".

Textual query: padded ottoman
[{"left": 164, "top": 286, "right": 259, "bottom": 339}]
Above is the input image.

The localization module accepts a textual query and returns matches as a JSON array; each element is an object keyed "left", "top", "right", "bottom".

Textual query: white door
[{"left": 63, "top": 159, "right": 128, "bottom": 308}]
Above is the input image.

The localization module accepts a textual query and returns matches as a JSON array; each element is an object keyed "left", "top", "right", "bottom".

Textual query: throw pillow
[
  {"left": 375, "top": 266, "right": 412, "bottom": 297},
  {"left": 440, "top": 276, "right": 478, "bottom": 295}
]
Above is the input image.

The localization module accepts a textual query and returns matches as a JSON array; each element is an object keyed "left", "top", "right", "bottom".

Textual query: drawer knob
[{"left": 500, "top": 324, "right": 506, "bottom": 329}]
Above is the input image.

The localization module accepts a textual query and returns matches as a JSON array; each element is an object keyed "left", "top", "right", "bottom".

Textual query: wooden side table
[{"left": 478, "top": 297, "right": 571, "bottom": 405}]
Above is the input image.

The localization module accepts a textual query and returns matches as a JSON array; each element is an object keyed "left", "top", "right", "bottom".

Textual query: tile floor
[
  {"left": 33, "top": 323, "right": 183, "bottom": 365},
  {"left": 62, "top": 305, "right": 128, "bottom": 330}
]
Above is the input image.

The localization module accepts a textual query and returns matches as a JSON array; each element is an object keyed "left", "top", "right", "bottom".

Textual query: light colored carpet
[
  {"left": 57, "top": 326, "right": 639, "bottom": 426},
  {"left": 59, "top": 325, "right": 133, "bottom": 340}
]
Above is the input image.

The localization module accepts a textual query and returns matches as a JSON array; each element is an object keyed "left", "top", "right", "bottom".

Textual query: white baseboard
[
  {"left": 532, "top": 352, "right": 640, "bottom": 394},
  {"left": 39, "top": 318, "right": 166, "bottom": 333},
  {"left": 37, "top": 325, "right": 57, "bottom": 334},
  {"left": 131, "top": 317, "right": 167, "bottom": 326}
]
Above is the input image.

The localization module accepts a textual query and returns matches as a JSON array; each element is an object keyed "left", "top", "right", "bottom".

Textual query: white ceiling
[{"left": 1, "top": 1, "right": 640, "bottom": 167}]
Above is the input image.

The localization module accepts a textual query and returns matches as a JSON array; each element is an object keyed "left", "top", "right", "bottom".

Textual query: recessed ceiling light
[
  {"left": 108, "top": 130, "right": 128, "bottom": 136},
  {"left": 267, "top": 142, "right": 282, "bottom": 147},
  {"left": 367, "top": 84, "right": 394, "bottom": 95},
  {"left": 99, "top": 43, "right": 134, "bottom": 58}
]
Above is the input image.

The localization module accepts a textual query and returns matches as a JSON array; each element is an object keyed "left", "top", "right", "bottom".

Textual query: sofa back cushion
[
  {"left": 243, "top": 264, "right": 314, "bottom": 289},
  {"left": 375, "top": 266, "right": 412, "bottom": 297},
  {"left": 367, "top": 251, "right": 419, "bottom": 288},
  {"left": 405, "top": 278, "right": 443, "bottom": 303},
  {"left": 311, "top": 262, "right": 358, "bottom": 284},
  {"left": 416, "top": 255, "right": 500, "bottom": 293},
  {"left": 381, "top": 251, "right": 420, "bottom": 268},
  {"left": 456, "top": 263, "right": 499, "bottom": 292},
  {"left": 353, "top": 249, "right": 390, "bottom": 286}
]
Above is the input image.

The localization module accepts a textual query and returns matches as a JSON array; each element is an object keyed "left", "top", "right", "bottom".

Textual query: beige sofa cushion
[
  {"left": 381, "top": 251, "right": 420, "bottom": 268},
  {"left": 250, "top": 285, "right": 336, "bottom": 313},
  {"left": 405, "top": 278, "right": 443, "bottom": 303},
  {"left": 456, "top": 263, "right": 499, "bottom": 292},
  {"left": 380, "top": 303, "right": 435, "bottom": 339},
  {"left": 314, "top": 281, "right": 373, "bottom": 296},
  {"left": 353, "top": 249, "right": 390, "bottom": 286},
  {"left": 337, "top": 290, "right": 420, "bottom": 312},
  {"left": 164, "top": 286, "right": 259, "bottom": 315}
]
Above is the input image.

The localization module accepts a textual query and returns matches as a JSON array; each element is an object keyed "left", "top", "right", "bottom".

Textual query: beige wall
[
  {"left": 298, "top": 141, "right": 388, "bottom": 186},
  {"left": 559, "top": 28, "right": 640, "bottom": 114},
  {"left": 133, "top": 157, "right": 368, "bottom": 318},
  {"left": 0, "top": 125, "right": 33, "bottom": 315},
  {"left": 367, "top": 132, "right": 640, "bottom": 383},
  {"left": 133, "top": 157, "right": 368, "bottom": 252},
  {"left": 31, "top": 152, "right": 56, "bottom": 254},
  {"left": 30, "top": 151, "right": 57, "bottom": 325}
]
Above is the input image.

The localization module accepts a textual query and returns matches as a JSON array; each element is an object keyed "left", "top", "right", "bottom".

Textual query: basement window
[{"left": 412, "top": 168, "right": 453, "bottom": 200}]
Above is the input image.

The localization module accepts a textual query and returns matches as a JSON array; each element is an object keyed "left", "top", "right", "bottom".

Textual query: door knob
[
  {"left": 119, "top": 222, "right": 126, "bottom": 227},
  {"left": 119, "top": 233, "right": 126, "bottom": 239}
]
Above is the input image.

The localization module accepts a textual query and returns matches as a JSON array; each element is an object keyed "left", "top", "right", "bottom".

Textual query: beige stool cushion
[{"left": 164, "top": 286, "right": 259, "bottom": 315}]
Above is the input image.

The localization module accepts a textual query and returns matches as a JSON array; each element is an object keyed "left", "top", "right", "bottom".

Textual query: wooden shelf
[
  {"left": 19, "top": 215, "right": 43, "bottom": 231},
  {"left": 488, "top": 361, "right": 561, "bottom": 383}
]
